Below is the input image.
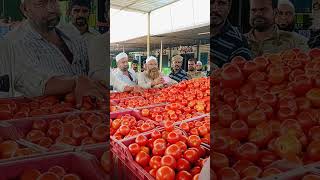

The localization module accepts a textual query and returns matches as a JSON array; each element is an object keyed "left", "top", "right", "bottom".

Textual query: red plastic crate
[
  {"left": 112, "top": 128, "right": 210, "bottom": 180},
  {"left": 0, "top": 151, "right": 107, "bottom": 180},
  {"left": 3, "top": 111, "right": 107, "bottom": 150}
]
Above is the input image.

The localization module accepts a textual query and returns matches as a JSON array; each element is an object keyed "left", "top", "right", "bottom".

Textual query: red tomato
[
  {"left": 161, "top": 155, "right": 176, "bottom": 169},
  {"left": 135, "top": 151, "right": 150, "bottom": 167},
  {"left": 135, "top": 135, "right": 148, "bottom": 146},
  {"left": 296, "top": 97, "right": 311, "bottom": 111},
  {"left": 149, "top": 156, "right": 161, "bottom": 169},
  {"left": 151, "top": 130, "right": 162, "bottom": 139},
  {"left": 119, "top": 125, "right": 130, "bottom": 136},
  {"left": 149, "top": 169, "right": 157, "bottom": 177},
  {"left": 176, "top": 158, "right": 191, "bottom": 171},
  {"left": 217, "top": 167, "right": 240, "bottom": 180},
  {"left": 298, "top": 111, "right": 317, "bottom": 133},
  {"left": 164, "top": 121, "right": 174, "bottom": 132},
  {"left": 237, "top": 101, "right": 255, "bottom": 120},
  {"left": 240, "top": 166, "right": 262, "bottom": 178},
  {"left": 302, "top": 174, "right": 320, "bottom": 180},
  {"left": 165, "top": 144, "right": 182, "bottom": 160},
  {"left": 167, "top": 132, "right": 180, "bottom": 144},
  {"left": 175, "top": 141, "right": 188, "bottom": 153},
  {"left": 128, "top": 143, "right": 140, "bottom": 156},
  {"left": 307, "top": 140, "right": 320, "bottom": 161},
  {"left": 261, "top": 168, "right": 282, "bottom": 177},
  {"left": 156, "top": 166, "right": 175, "bottom": 180},
  {"left": 306, "top": 88, "right": 320, "bottom": 107},
  {"left": 258, "top": 150, "right": 279, "bottom": 167},
  {"left": 236, "top": 143, "right": 258, "bottom": 162},
  {"left": 268, "top": 67, "right": 285, "bottom": 84},
  {"left": 243, "top": 61, "right": 259, "bottom": 76},
  {"left": 229, "top": 120, "right": 249, "bottom": 140},
  {"left": 190, "top": 166, "right": 201, "bottom": 176},
  {"left": 260, "top": 93, "right": 277, "bottom": 107},
  {"left": 221, "top": 64, "right": 244, "bottom": 89},
  {"left": 176, "top": 171, "right": 192, "bottom": 180},
  {"left": 212, "top": 151, "right": 229, "bottom": 171},
  {"left": 247, "top": 110, "right": 266, "bottom": 128},
  {"left": 232, "top": 160, "right": 254, "bottom": 174},
  {"left": 140, "top": 146, "right": 150, "bottom": 154},
  {"left": 187, "top": 135, "right": 201, "bottom": 148},
  {"left": 291, "top": 75, "right": 313, "bottom": 96}
]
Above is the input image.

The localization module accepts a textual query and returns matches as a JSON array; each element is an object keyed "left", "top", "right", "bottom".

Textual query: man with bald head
[
  {"left": 138, "top": 56, "right": 177, "bottom": 89},
  {"left": 276, "top": 0, "right": 296, "bottom": 32},
  {"left": 246, "top": 0, "right": 309, "bottom": 56},
  {"left": 5, "top": 0, "right": 107, "bottom": 105}
]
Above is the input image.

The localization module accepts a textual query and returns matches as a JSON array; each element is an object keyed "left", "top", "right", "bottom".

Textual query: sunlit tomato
[
  {"left": 119, "top": 125, "right": 130, "bottom": 136},
  {"left": 135, "top": 151, "right": 150, "bottom": 167},
  {"left": 179, "top": 122, "right": 190, "bottom": 132},
  {"left": 230, "top": 120, "right": 249, "bottom": 140},
  {"left": 268, "top": 67, "right": 285, "bottom": 84},
  {"left": 164, "top": 121, "right": 174, "bottom": 132},
  {"left": 149, "top": 156, "right": 162, "bottom": 169},
  {"left": 135, "top": 135, "right": 148, "bottom": 146},
  {"left": 175, "top": 141, "right": 188, "bottom": 153},
  {"left": 176, "top": 158, "right": 191, "bottom": 172},
  {"left": 217, "top": 167, "right": 240, "bottom": 180},
  {"left": 232, "top": 160, "right": 254, "bottom": 174},
  {"left": 187, "top": 135, "right": 201, "bottom": 148},
  {"left": 156, "top": 166, "right": 175, "bottom": 180},
  {"left": 165, "top": 144, "right": 182, "bottom": 160},
  {"left": 221, "top": 64, "right": 244, "bottom": 89},
  {"left": 167, "top": 132, "right": 180, "bottom": 144},
  {"left": 161, "top": 155, "right": 177, "bottom": 169},
  {"left": 141, "top": 109, "right": 150, "bottom": 117},
  {"left": 236, "top": 143, "right": 258, "bottom": 162},
  {"left": 153, "top": 143, "right": 166, "bottom": 156},
  {"left": 176, "top": 171, "right": 192, "bottom": 180},
  {"left": 275, "top": 135, "right": 302, "bottom": 159},
  {"left": 247, "top": 110, "right": 266, "bottom": 128},
  {"left": 151, "top": 130, "right": 162, "bottom": 139},
  {"left": 184, "top": 149, "right": 200, "bottom": 164},
  {"left": 129, "top": 143, "right": 140, "bottom": 156}
]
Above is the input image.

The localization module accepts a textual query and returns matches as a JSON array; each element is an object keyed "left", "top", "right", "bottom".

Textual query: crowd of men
[
  {"left": 0, "top": 0, "right": 108, "bottom": 105},
  {"left": 212, "top": 0, "right": 320, "bottom": 67},
  {"left": 110, "top": 52, "right": 209, "bottom": 92}
]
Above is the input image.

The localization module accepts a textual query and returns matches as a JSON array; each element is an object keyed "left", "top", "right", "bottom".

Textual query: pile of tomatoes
[
  {"left": 24, "top": 112, "right": 108, "bottom": 148},
  {"left": 114, "top": 96, "right": 167, "bottom": 109},
  {"left": 110, "top": 88, "right": 161, "bottom": 100},
  {"left": 110, "top": 114, "right": 157, "bottom": 140},
  {"left": 20, "top": 165, "right": 82, "bottom": 180},
  {"left": 0, "top": 140, "right": 38, "bottom": 159},
  {"left": 128, "top": 127, "right": 209, "bottom": 180},
  {"left": 179, "top": 116, "right": 210, "bottom": 145},
  {"left": 212, "top": 48, "right": 320, "bottom": 179}
]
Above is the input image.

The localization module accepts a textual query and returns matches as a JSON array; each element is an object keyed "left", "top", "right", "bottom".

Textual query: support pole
[
  {"left": 160, "top": 40, "right": 163, "bottom": 72},
  {"left": 147, "top": 12, "right": 151, "bottom": 57}
]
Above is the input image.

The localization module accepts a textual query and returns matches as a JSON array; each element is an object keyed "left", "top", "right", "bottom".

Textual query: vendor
[
  {"left": 131, "top": 59, "right": 139, "bottom": 73},
  {"left": 196, "top": 61, "right": 203, "bottom": 72},
  {"left": 113, "top": 52, "right": 143, "bottom": 92},
  {"left": 187, "top": 58, "right": 206, "bottom": 79},
  {"left": 7, "top": 0, "right": 107, "bottom": 105},
  {"left": 211, "top": 0, "right": 252, "bottom": 67},
  {"left": 169, "top": 55, "right": 189, "bottom": 83},
  {"left": 276, "top": 0, "right": 296, "bottom": 32},
  {"left": 138, "top": 56, "right": 177, "bottom": 89},
  {"left": 245, "top": 0, "right": 309, "bottom": 57}
]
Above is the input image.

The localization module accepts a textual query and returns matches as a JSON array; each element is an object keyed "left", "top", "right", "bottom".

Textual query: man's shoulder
[
  {"left": 278, "top": 30, "right": 308, "bottom": 42},
  {"left": 222, "top": 24, "right": 247, "bottom": 43}
]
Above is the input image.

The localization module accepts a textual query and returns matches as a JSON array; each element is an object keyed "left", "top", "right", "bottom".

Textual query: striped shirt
[
  {"left": 169, "top": 69, "right": 189, "bottom": 82},
  {"left": 211, "top": 21, "right": 252, "bottom": 68},
  {"left": 9, "top": 21, "right": 89, "bottom": 97}
]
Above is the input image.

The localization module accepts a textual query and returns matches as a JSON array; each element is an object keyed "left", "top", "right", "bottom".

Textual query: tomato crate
[
  {"left": 110, "top": 110, "right": 159, "bottom": 142},
  {"left": 111, "top": 96, "right": 168, "bottom": 110},
  {"left": 0, "top": 151, "right": 108, "bottom": 180},
  {"left": 259, "top": 162, "right": 320, "bottom": 180},
  {"left": 2, "top": 111, "right": 108, "bottom": 150},
  {"left": 111, "top": 128, "right": 210, "bottom": 180}
]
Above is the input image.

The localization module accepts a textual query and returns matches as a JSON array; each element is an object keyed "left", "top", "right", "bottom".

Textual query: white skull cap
[
  {"left": 116, "top": 52, "right": 128, "bottom": 62},
  {"left": 146, "top": 56, "right": 157, "bottom": 64}
]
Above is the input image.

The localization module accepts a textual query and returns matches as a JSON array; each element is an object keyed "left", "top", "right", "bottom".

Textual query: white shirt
[
  {"left": 138, "top": 71, "right": 177, "bottom": 89},
  {"left": 113, "top": 68, "right": 137, "bottom": 92},
  {"left": 9, "top": 22, "right": 89, "bottom": 97},
  {"left": 0, "top": 39, "right": 14, "bottom": 97},
  {"left": 58, "top": 22, "right": 100, "bottom": 42}
]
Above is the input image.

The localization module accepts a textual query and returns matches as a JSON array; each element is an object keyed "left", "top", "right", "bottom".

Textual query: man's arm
[{"left": 44, "top": 76, "right": 76, "bottom": 96}]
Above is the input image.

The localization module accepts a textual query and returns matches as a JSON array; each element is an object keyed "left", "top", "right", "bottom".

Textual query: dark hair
[
  {"left": 70, "top": 0, "right": 91, "bottom": 9},
  {"left": 188, "top": 58, "right": 197, "bottom": 63},
  {"left": 132, "top": 60, "right": 139, "bottom": 64},
  {"left": 250, "top": 0, "right": 278, "bottom": 9}
]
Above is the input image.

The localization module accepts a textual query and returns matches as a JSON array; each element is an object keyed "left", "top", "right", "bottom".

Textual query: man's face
[
  {"left": 250, "top": 0, "right": 275, "bottom": 32},
  {"left": 70, "top": 5, "right": 90, "bottom": 28},
  {"left": 196, "top": 64, "right": 202, "bottom": 71},
  {"left": 22, "top": 0, "right": 61, "bottom": 30},
  {"left": 211, "top": 0, "right": 231, "bottom": 27},
  {"left": 117, "top": 58, "right": 129, "bottom": 72},
  {"left": 131, "top": 63, "right": 138, "bottom": 72},
  {"left": 172, "top": 59, "right": 183, "bottom": 71},
  {"left": 188, "top": 61, "right": 196, "bottom": 71},
  {"left": 146, "top": 60, "right": 160, "bottom": 79},
  {"left": 276, "top": 4, "right": 295, "bottom": 31}
]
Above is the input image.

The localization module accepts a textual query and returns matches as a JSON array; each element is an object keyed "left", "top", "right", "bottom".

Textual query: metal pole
[
  {"left": 160, "top": 40, "right": 163, "bottom": 72},
  {"left": 197, "top": 41, "right": 200, "bottom": 60},
  {"left": 147, "top": 12, "right": 150, "bottom": 57}
]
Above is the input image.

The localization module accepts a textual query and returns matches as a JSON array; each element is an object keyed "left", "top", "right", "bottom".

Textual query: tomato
[
  {"left": 176, "top": 171, "right": 192, "bottom": 180},
  {"left": 229, "top": 120, "right": 249, "bottom": 140},
  {"left": 26, "top": 130, "right": 45, "bottom": 143},
  {"left": 176, "top": 158, "right": 191, "bottom": 171},
  {"left": 275, "top": 135, "right": 302, "bottom": 159},
  {"left": 260, "top": 93, "right": 277, "bottom": 107},
  {"left": 190, "top": 166, "right": 201, "bottom": 176},
  {"left": 291, "top": 75, "right": 313, "bottom": 96},
  {"left": 218, "top": 107, "right": 235, "bottom": 127},
  {"left": 258, "top": 150, "right": 279, "bottom": 167},
  {"left": 248, "top": 71, "right": 266, "bottom": 83},
  {"left": 240, "top": 166, "right": 262, "bottom": 178},
  {"left": 278, "top": 107, "right": 296, "bottom": 120},
  {"left": 32, "top": 120, "right": 48, "bottom": 132},
  {"left": 261, "top": 168, "right": 282, "bottom": 177},
  {"left": 236, "top": 143, "right": 258, "bottom": 162},
  {"left": 161, "top": 155, "right": 176, "bottom": 169},
  {"left": 197, "top": 126, "right": 208, "bottom": 137},
  {"left": 247, "top": 110, "right": 266, "bottom": 128},
  {"left": 167, "top": 132, "right": 180, "bottom": 144},
  {"left": 221, "top": 64, "right": 244, "bottom": 89},
  {"left": 306, "top": 88, "right": 320, "bottom": 107},
  {"left": 243, "top": 61, "right": 259, "bottom": 76},
  {"left": 187, "top": 135, "right": 201, "bottom": 148},
  {"left": 149, "top": 169, "right": 157, "bottom": 177},
  {"left": 217, "top": 167, "right": 240, "bottom": 180},
  {"left": 151, "top": 130, "right": 162, "bottom": 139},
  {"left": 135, "top": 135, "right": 148, "bottom": 146},
  {"left": 175, "top": 141, "right": 187, "bottom": 153},
  {"left": 249, "top": 123, "right": 273, "bottom": 148},
  {"left": 212, "top": 151, "right": 229, "bottom": 171},
  {"left": 179, "top": 122, "right": 190, "bottom": 132},
  {"left": 289, "top": 69, "right": 305, "bottom": 82},
  {"left": 307, "top": 140, "right": 320, "bottom": 161},
  {"left": 135, "top": 151, "right": 150, "bottom": 167},
  {"left": 302, "top": 174, "right": 320, "bottom": 180},
  {"left": 153, "top": 143, "right": 166, "bottom": 156},
  {"left": 140, "top": 146, "right": 150, "bottom": 154},
  {"left": 149, "top": 156, "right": 162, "bottom": 169},
  {"left": 165, "top": 144, "right": 182, "bottom": 160},
  {"left": 237, "top": 101, "right": 255, "bottom": 120},
  {"left": 156, "top": 166, "right": 175, "bottom": 180},
  {"left": 164, "top": 121, "right": 174, "bottom": 132},
  {"left": 268, "top": 67, "right": 285, "bottom": 84},
  {"left": 232, "top": 160, "right": 254, "bottom": 174},
  {"left": 308, "top": 48, "right": 320, "bottom": 59},
  {"left": 212, "top": 136, "right": 231, "bottom": 155},
  {"left": 119, "top": 125, "right": 130, "bottom": 136},
  {"left": 298, "top": 111, "right": 317, "bottom": 133}
]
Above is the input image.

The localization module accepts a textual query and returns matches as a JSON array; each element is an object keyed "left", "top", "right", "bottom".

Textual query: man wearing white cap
[
  {"left": 276, "top": 0, "right": 296, "bottom": 32},
  {"left": 138, "top": 56, "right": 177, "bottom": 89},
  {"left": 113, "top": 52, "right": 142, "bottom": 92},
  {"left": 196, "top": 61, "right": 204, "bottom": 72}
]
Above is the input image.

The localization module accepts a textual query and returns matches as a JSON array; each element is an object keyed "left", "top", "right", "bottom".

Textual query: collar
[
  {"left": 247, "top": 25, "right": 280, "bottom": 42},
  {"left": 213, "top": 20, "right": 232, "bottom": 37},
  {"left": 171, "top": 68, "right": 183, "bottom": 75},
  {"left": 26, "top": 20, "right": 71, "bottom": 41}
]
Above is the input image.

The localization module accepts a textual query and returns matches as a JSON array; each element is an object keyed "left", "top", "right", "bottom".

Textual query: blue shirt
[
  {"left": 169, "top": 68, "right": 188, "bottom": 82},
  {"left": 211, "top": 21, "right": 252, "bottom": 67}
]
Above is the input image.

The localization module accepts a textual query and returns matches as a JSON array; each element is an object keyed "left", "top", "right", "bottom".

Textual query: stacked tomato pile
[
  {"left": 101, "top": 150, "right": 110, "bottom": 173},
  {"left": 115, "top": 96, "right": 167, "bottom": 109},
  {"left": 20, "top": 166, "right": 82, "bottom": 180},
  {"left": 110, "top": 113, "right": 157, "bottom": 140},
  {"left": 110, "top": 88, "right": 161, "bottom": 100},
  {"left": 0, "top": 140, "right": 38, "bottom": 159},
  {"left": 212, "top": 48, "right": 320, "bottom": 179},
  {"left": 25, "top": 112, "right": 108, "bottom": 148},
  {"left": 128, "top": 127, "right": 209, "bottom": 180},
  {"left": 179, "top": 116, "right": 210, "bottom": 145}
]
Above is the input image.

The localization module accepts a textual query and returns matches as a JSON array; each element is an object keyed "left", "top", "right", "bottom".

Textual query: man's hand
[
  {"left": 133, "top": 86, "right": 144, "bottom": 93},
  {"left": 74, "top": 75, "right": 108, "bottom": 107},
  {"left": 123, "top": 86, "right": 134, "bottom": 92}
]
